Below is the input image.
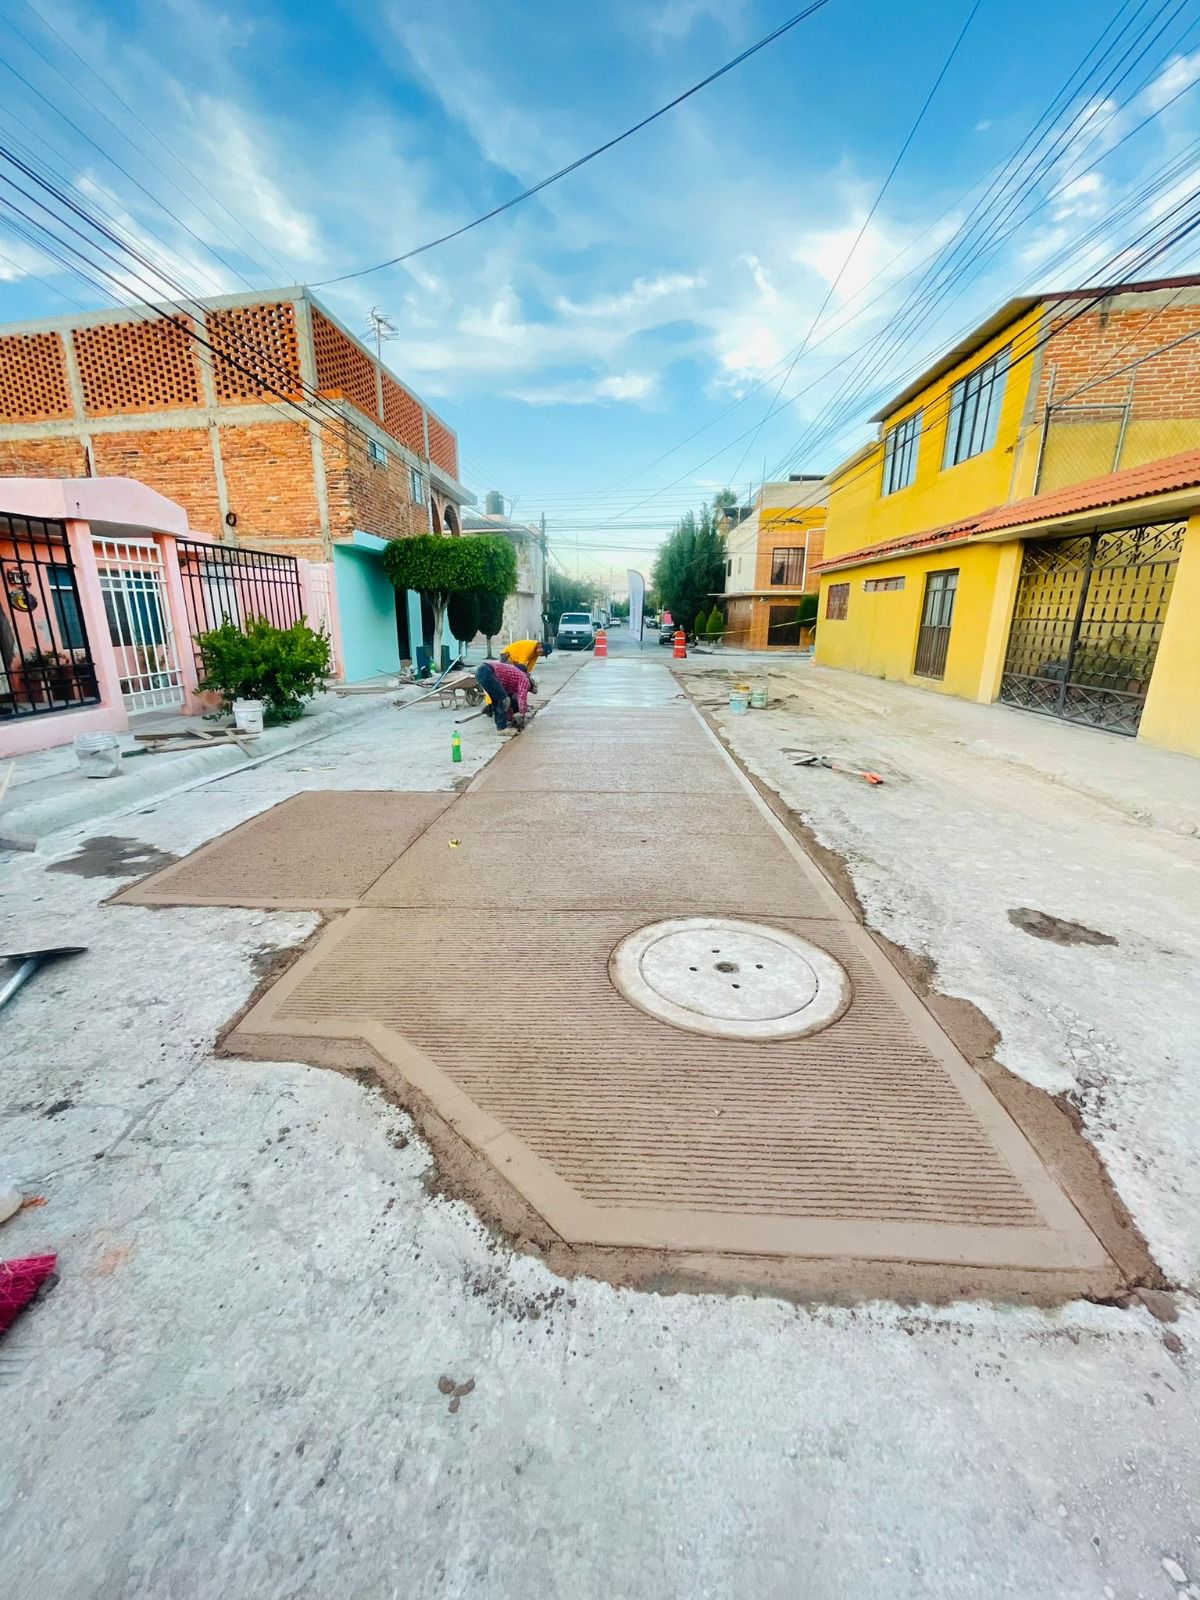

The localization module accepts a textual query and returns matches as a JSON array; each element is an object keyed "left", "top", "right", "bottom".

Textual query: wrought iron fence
[
  {"left": 1, "top": 513, "right": 101, "bottom": 720},
  {"left": 175, "top": 538, "right": 305, "bottom": 667}
]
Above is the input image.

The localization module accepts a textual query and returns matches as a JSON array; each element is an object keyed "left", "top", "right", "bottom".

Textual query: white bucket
[
  {"left": 73, "top": 731, "right": 122, "bottom": 778},
  {"left": 749, "top": 686, "right": 768, "bottom": 709},
  {"left": 729, "top": 690, "right": 749, "bottom": 716},
  {"left": 232, "top": 698, "right": 265, "bottom": 734}
]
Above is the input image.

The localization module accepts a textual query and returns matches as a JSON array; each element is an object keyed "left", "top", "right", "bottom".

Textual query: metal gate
[
  {"left": 94, "top": 537, "right": 185, "bottom": 713},
  {"left": 998, "top": 522, "right": 1183, "bottom": 736}
]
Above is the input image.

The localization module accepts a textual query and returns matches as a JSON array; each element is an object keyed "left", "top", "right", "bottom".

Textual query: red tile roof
[{"left": 815, "top": 449, "right": 1200, "bottom": 574}]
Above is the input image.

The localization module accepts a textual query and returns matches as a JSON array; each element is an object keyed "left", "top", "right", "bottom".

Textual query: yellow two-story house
[{"left": 813, "top": 275, "right": 1200, "bottom": 754}]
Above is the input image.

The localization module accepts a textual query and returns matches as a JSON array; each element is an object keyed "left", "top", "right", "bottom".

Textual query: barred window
[
  {"left": 863, "top": 576, "right": 905, "bottom": 592},
  {"left": 826, "top": 582, "right": 849, "bottom": 620},
  {"left": 882, "top": 411, "right": 920, "bottom": 494}
]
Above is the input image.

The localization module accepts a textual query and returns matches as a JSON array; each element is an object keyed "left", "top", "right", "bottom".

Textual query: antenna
[{"left": 364, "top": 306, "right": 399, "bottom": 365}]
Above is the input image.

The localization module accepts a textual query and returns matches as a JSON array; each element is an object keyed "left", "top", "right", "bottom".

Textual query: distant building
[
  {"left": 0, "top": 287, "right": 473, "bottom": 680},
  {"left": 717, "top": 477, "right": 827, "bottom": 648},
  {"left": 462, "top": 494, "right": 548, "bottom": 644}
]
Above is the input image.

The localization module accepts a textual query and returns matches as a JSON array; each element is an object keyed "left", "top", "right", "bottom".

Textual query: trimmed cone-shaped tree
[
  {"left": 383, "top": 534, "right": 517, "bottom": 660},
  {"left": 693, "top": 607, "right": 708, "bottom": 639},
  {"left": 476, "top": 588, "right": 506, "bottom": 657},
  {"left": 706, "top": 605, "right": 724, "bottom": 638},
  {"left": 447, "top": 589, "right": 480, "bottom": 653}
]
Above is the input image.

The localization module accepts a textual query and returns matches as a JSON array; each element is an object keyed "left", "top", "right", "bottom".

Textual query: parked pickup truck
[{"left": 555, "top": 611, "right": 596, "bottom": 651}]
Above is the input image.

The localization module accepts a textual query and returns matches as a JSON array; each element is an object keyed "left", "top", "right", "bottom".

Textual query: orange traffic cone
[
  {"left": 595, "top": 628, "right": 608, "bottom": 658},
  {"left": 673, "top": 629, "right": 687, "bottom": 659}
]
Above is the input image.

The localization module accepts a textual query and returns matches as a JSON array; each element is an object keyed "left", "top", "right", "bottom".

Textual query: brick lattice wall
[
  {"left": 207, "top": 302, "right": 302, "bottom": 404},
  {"left": 427, "top": 412, "right": 458, "bottom": 478},
  {"left": 311, "top": 310, "right": 379, "bottom": 419},
  {"left": 0, "top": 331, "right": 73, "bottom": 421},
  {"left": 382, "top": 373, "right": 424, "bottom": 452},
  {"left": 74, "top": 317, "right": 203, "bottom": 414}
]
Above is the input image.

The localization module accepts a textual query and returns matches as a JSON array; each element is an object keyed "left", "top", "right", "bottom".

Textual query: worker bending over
[
  {"left": 500, "top": 638, "right": 543, "bottom": 682},
  {"left": 474, "top": 657, "right": 531, "bottom": 733}
]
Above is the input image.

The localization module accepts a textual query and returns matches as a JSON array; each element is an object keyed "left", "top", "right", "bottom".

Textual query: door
[
  {"left": 913, "top": 569, "right": 958, "bottom": 679},
  {"left": 93, "top": 537, "right": 185, "bottom": 713},
  {"left": 999, "top": 522, "right": 1183, "bottom": 736}
]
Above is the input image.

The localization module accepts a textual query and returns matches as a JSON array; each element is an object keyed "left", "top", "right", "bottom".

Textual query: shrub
[
  {"left": 195, "top": 616, "right": 331, "bottom": 724},
  {"left": 706, "top": 605, "right": 724, "bottom": 638},
  {"left": 693, "top": 607, "right": 709, "bottom": 639},
  {"left": 447, "top": 590, "right": 480, "bottom": 648},
  {"left": 476, "top": 587, "right": 506, "bottom": 653}
]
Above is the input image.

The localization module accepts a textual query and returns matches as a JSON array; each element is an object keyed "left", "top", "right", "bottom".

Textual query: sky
[{"left": 1, "top": 0, "right": 1199, "bottom": 581}]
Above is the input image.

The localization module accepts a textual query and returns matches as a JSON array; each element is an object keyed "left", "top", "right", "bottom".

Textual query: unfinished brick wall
[
  {"left": 219, "top": 421, "right": 323, "bottom": 554},
  {"left": 74, "top": 317, "right": 203, "bottom": 414},
  {"left": 91, "top": 427, "right": 222, "bottom": 534},
  {"left": 0, "top": 435, "right": 88, "bottom": 476},
  {"left": 0, "top": 331, "right": 73, "bottom": 421},
  {"left": 321, "top": 428, "right": 422, "bottom": 543},
  {"left": 207, "top": 302, "right": 302, "bottom": 404}
]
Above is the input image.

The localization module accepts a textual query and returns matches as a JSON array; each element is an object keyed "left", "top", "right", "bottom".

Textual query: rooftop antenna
[{"left": 364, "top": 306, "right": 399, "bottom": 366}]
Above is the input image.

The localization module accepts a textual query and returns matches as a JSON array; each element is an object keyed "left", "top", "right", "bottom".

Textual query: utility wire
[{"left": 312, "top": 0, "right": 835, "bottom": 286}]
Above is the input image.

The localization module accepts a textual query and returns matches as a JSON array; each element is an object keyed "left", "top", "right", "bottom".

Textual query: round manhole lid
[{"left": 609, "top": 918, "right": 850, "bottom": 1041}]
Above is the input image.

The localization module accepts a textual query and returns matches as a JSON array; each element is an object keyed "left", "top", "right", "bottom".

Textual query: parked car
[
  {"left": 658, "top": 620, "right": 678, "bottom": 646},
  {"left": 556, "top": 611, "right": 596, "bottom": 651}
]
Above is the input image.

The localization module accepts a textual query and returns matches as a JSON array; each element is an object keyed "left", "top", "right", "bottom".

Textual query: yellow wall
[
  {"left": 1138, "top": 511, "right": 1200, "bottom": 756},
  {"left": 815, "top": 541, "right": 1019, "bottom": 701},
  {"left": 822, "top": 305, "right": 1044, "bottom": 563}
]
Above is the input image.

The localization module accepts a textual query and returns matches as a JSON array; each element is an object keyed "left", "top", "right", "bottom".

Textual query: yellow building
[
  {"left": 719, "top": 477, "right": 826, "bottom": 649},
  {"left": 813, "top": 276, "right": 1200, "bottom": 754}
]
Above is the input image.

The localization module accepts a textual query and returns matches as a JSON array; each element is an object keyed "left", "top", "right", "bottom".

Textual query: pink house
[{"left": 0, "top": 477, "right": 342, "bottom": 757}]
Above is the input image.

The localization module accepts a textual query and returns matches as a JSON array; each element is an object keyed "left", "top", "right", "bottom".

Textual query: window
[
  {"left": 771, "top": 547, "right": 806, "bottom": 586},
  {"left": 882, "top": 411, "right": 921, "bottom": 494},
  {"left": 943, "top": 346, "right": 1011, "bottom": 467},
  {"left": 826, "top": 582, "right": 849, "bottom": 620},
  {"left": 47, "top": 564, "right": 85, "bottom": 648},
  {"left": 725, "top": 558, "right": 732, "bottom": 577},
  {"left": 409, "top": 466, "right": 424, "bottom": 503},
  {"left": 863, "top": 576, "right": 905, "bottom": 592},
  {"left": 367, "top": 439, "right": 388, "bottom": 466}
]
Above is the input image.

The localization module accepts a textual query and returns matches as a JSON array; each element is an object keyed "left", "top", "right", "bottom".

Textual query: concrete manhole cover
[{"left": 609, "top": 917, "right": 850, "bottom": 1040}]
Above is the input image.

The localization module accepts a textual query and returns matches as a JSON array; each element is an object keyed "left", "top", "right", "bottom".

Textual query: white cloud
[
  {"left": 974, "top": 118, "right": 993, "bottom": 133},
  {"left": 645, "top": 0, "right": 747, "bottom": 38},
  {"left": 1143, "top": 51, "right": 1200, "bottom": 113},
  {"left": 553, "top": 273, "right": 701, "bottom": 318},
  {"left": 509, "top": 371, "right": 659, "bottom": 405}
]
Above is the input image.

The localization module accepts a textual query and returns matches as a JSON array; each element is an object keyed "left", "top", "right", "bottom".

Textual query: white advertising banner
[{"left": 627, "top": 568, "right": 646, "bottom": 645}]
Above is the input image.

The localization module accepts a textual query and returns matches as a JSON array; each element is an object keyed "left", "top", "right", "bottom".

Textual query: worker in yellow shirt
[{"left": 500, "top": 638, "right": 543, "bottom": 682}]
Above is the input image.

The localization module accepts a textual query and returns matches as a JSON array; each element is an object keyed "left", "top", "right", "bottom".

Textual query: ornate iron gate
[{"left": 999, "top": 522, "right": 1183, "bottom": 736}]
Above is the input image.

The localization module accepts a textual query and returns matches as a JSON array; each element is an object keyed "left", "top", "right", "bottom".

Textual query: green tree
[
  {"left": 693, "top": 606, "right": 709, "bottom": 638},
  {"left": 796, "top": 594, "right": 819, "bottom": 627},
  {"left": 446, "top": 590, "right": 480, "bottom": 653},
  {"left": 652, "top": 494, "right": 728, "bottom": 632},
  {"left": 548, "top": 570, "right": 599, "bottom": 619},
  {"left": 475, "top": 588, "right": 506, "bottom": 656},
  {"left": 383, "top": 534, "right": 516, "bottom": 657},
  {"left": 706, "top": 604, "right": 724, "bottom": 638}
]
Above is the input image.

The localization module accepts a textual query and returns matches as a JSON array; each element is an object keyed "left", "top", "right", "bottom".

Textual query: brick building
[
  {"left": 0, "top": 288, "right": 473, "bottom": 679},
  {"left": 718, "top": 477, "right": 827, "bottom": 649}
]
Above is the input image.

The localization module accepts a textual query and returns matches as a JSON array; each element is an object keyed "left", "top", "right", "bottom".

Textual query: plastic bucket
[
  {"left": 73, "top": 731, "right": 122, "bottom": 779},
  {"left": 749, "top": 686, "right": 768, "bottom": 709},
  {"left": 232, "top": 699, "right": 265, "bottom": 734},
  {"left": 729, "top": 690, "right": 749, "bottom": 715}
]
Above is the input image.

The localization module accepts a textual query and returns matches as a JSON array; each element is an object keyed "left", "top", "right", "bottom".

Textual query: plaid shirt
[{"left": 488, "top": 659, "right": 529, "bottom": 714}]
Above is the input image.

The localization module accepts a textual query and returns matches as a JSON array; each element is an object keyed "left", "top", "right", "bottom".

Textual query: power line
[{"left": 312, "top": 0, "right": 835, "bottom": 286}]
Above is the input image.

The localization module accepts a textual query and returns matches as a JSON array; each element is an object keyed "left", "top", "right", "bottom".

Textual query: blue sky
[{"left": 1, "top": 0, "right": 1199, "bottom": 576}]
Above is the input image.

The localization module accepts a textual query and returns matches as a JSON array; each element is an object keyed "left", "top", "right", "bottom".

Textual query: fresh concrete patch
[
  {"left": 46, "top": 835, "right": 179, "bottom": 879},
  {"left": 112, "top": 790, "right": 454, "bottom": 910}
]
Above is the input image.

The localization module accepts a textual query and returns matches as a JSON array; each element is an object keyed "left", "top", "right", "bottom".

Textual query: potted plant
[{"left": 194, "top": 615, "right": 332, "bottom": 728}]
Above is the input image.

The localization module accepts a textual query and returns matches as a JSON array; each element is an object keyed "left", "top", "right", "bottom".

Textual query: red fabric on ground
[{"left": 0, "top": 1253, "right": 57, "bottom": 1334}]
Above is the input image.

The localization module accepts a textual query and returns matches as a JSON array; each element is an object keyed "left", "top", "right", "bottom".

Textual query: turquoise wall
[{"left": 332, "top": 546, "right": 399, "bottom": 682}]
